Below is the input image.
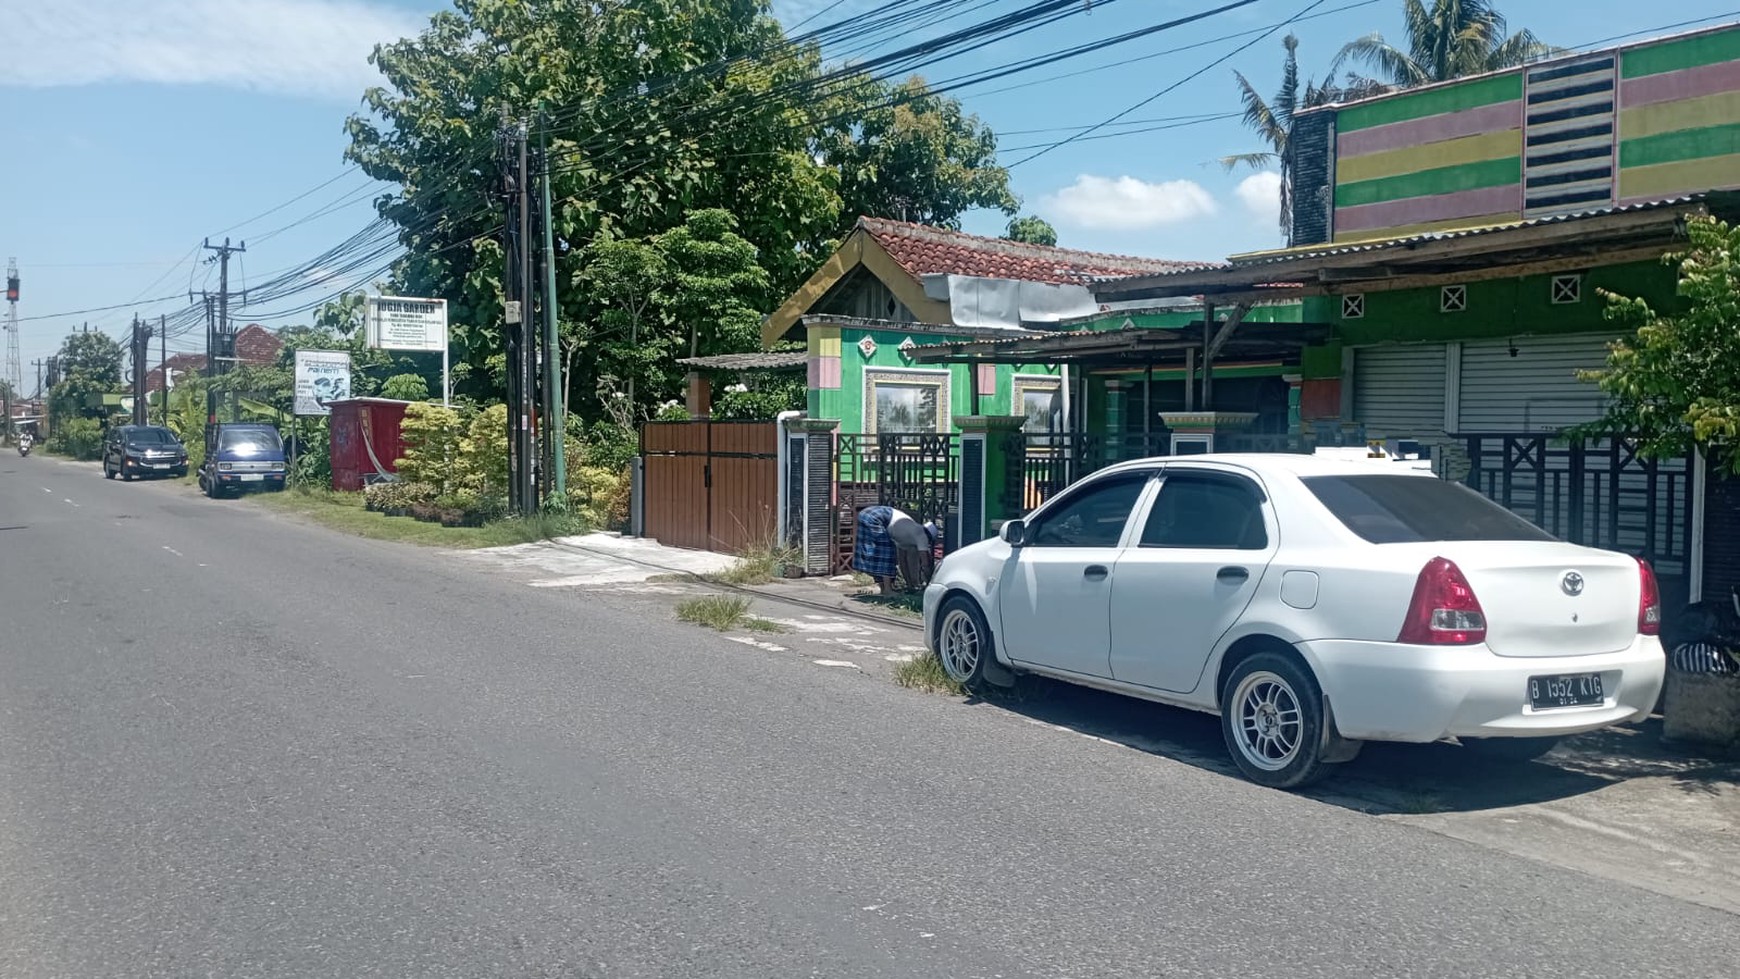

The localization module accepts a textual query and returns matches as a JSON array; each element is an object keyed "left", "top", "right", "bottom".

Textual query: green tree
[
  {"left": 1003, "top": 215, "right": 1058, "bottom": 246},
  {"left": 381, "top": 374, "right": 431, "bottom": 401},
  {"left": 821, "top": 75, "right": 1019, "bottom": 228},
  {"left": 575, "top": 236, "right": 668, "bottom": 417},
  {"left": 50, "top": 330, "right": 124, "bottom": 421},
  {"left": 657, "top": 209, "right": 770, "bottom": 359},
  {"left": 1579, "top": 217, "right": 1740, "bottom": 475},
  {"left": 346, "top": 0, "right": 1016, "bottom": 420},
  {"left": 1332, "top": 0, "right": 1555, "bottom": 89}
]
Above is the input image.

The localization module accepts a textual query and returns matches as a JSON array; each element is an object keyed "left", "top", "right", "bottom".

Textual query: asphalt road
[{"left": 2, "top": 454, "right": 1736, "bottom": 979}]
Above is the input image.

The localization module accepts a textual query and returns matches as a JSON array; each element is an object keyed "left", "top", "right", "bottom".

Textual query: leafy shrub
[
  {"left": 396, "top": 403, "right": 467, "bottom": 493},
  {"left": 568, "top": 465, "right": 631, "bottom": 531},
  {"left": 363, "top": 480, "right": 437, "bottom": 512},
  {"left": 711, "top": 380, "right": 804, "bottom": 421},
  {"left": 47, "top": 417, "right": 104, "bottom": 460},
  {"left": 459, "top": 404, "right": 510, "bottom": 497}
]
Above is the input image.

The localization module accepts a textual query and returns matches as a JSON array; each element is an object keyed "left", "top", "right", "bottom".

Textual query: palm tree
[
  {"left": 1332, "top": 0, "right": 1556, "bottom": 89},
  {"left": 1222, "top": 35, "right": 1371, "bottom": 240}
]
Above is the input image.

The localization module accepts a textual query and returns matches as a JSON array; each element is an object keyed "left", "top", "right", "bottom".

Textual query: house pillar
[
  {"left": 685, "top": 371, "right": 712, "bottom": 419},
  {"left": 1283, "top": 373, "right": 1303, "bottom": 451},
  {"left": 792, "top": 417, "right": 839, "bottom": 575},
  {"left": 954, "top": 414, "right": 1028, "bottom": 545},
  {"left": 1103, "top": 379, "right": 1128, "bottom": 441}
]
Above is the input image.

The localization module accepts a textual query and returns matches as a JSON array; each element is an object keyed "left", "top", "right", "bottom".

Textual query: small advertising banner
[
  {"left": 366, "top": 296, "right": 448, "bottom": 352},
  {"left": 294, "top": 350, "right": 352, "bottom": 417}
]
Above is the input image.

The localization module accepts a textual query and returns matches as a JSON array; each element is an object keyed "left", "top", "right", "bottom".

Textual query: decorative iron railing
[{"left": 834, "top": 432, "right": 961, "bottom": 525}]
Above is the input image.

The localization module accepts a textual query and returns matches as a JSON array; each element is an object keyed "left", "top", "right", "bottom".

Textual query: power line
[{"left": 1007, "top": 0, "right": 1336, "bottom": 168}]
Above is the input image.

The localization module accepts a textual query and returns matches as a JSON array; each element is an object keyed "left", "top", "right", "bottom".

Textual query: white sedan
[{"left": 922, "top": 454, "right": 1666, "bottom": 789}]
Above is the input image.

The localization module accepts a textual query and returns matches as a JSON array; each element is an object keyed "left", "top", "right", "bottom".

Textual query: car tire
[
  {"left": 934, "top": 595, "right": 994, "bottom": 692},
  {"left": 1460, "top": 736, "right": 1560, "bottom": 763},
  {"left": 104, "top": 460, "right": 116, "bottom": 479},
  {"left": 120, "top": 467, "right": 134, "bottom": 482},
  {"left": 1221, "top": 651, "right": 1333, "bottom": 790}
]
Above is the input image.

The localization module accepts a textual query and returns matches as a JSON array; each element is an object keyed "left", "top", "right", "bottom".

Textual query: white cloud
[
  {"left": 1235, "top": 171, "right": 1283, "bottom": 224},
  {"left": 5, "top": 0, "right": 424, "bottom": 101},
  {"left": 1040, "top": 175, "right": 1217, "bottom": 231}
]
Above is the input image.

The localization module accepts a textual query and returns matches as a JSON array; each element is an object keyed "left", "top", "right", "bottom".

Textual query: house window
[
  {"left": 1011, "top": 375, "right": 1062, "bottom": 434},
  {"left": 865, "top": 368, "right": 950, "bottom": 434},
  {"left": 1341, "top": 294, "right": 1365, "bottom": 319},
  {"left": 1440, "top": 285, "right": 1467, "bottom": 313},
  {"left": 1551, "top": 274, "right": 1581, "bottom": 305}
]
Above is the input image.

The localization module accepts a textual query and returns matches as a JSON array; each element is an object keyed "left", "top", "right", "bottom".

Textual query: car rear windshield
[
  {"left": 219, "top": 429, "right": 282, "bottom": 453},
  {"left": 127, "top": 428, "right": 175, "bottom": 444},
  {"left": 1302, "top": 475, "right": 1556, "bottom": 543}
]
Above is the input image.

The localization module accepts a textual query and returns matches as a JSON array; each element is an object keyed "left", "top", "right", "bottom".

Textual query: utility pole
[
  {"left": 31, "top": 359, "right": 43, "bottom": 400},
  {"left": 499, "top": 113, "right": 538, "bottom": 515},
  {"left": 538, "top": 114, "right": 566, "bottom": 499},
  {"left": 159, "top": 314, "right": 168, "bottom": 426},
  {"left": 129, "top": 315, "right": 153, "bottom": 426},
  {"left": 201, "top": 238, "right": 245, "bottom": 431},
  {"left": 5, "top": 259, "right": 21, "bottom": 415}
]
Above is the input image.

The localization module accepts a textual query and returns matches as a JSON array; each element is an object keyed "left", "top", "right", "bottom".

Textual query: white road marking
[
  {"left": 63, "top": 499, "right": 80, "bottom": 508},
  {"left": 885, "top": 653, "right": 916, "bottom": 663},
  {"left": 726, "top": 636, "right": 788, "bottom": 652},
  {"left": 41, "top": 487, "right": 51, "bottom": 494},
  {"left": 162, "top": 546, "right": 184, "bottom": 558},
  {"left": 812, "top": 659, "right": 860, "bottom": 670}
]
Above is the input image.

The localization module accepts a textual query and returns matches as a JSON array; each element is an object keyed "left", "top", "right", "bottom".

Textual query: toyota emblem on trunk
[{"left": 1562, "top": 571, "right": 1585, "bottom": 596}]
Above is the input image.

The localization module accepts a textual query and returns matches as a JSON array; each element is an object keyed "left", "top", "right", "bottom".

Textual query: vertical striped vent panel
[
  {"left": 958, "top": 436, "right": 985, "bottom": 549},
  {"left": 1524, "top": 56, "right": 1616, "bottom": 216}
]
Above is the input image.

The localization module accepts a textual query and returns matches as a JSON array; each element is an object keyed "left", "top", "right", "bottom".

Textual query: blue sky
[{"left": 6, "top": 0, "right": 1739, "bottom": 381}]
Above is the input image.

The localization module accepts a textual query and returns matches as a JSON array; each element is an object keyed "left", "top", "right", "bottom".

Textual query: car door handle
[
  {"left": 1084, "top": 565, "right": 1109, "bottom": 580},
  {"left": 1217, "top": 566, "right": 1250, "bottom": 582}
]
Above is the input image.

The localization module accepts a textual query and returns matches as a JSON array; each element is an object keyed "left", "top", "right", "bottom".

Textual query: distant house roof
[
  {"left": 855, "top": 217, "right": 1212, "bottom": 284},
  {"left": 144, "top": 324, "right": 285, "bottom": 394},
  {"left": 234, "top": 324, "right": 284, "bottom": 364},
  {"left": 762, "top": 216, "right": 1215, "bottom": 346}
]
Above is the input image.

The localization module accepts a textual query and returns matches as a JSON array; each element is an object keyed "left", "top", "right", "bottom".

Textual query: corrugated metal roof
[
  {"left": 1085, "top": 196, "right": 1706, "bottom": 288},
  {"left": 677, "top": 351, "right": 807, "bottom": 371},
  {"left": 1222, "top": 197, "right": 1703, "bottom": 268}
]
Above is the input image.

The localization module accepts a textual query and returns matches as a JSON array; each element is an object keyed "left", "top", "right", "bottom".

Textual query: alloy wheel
[
  {"left": 937, "top": 607, "right": 982, "bottom": 683},
  {"left": 1230, "top": 670, "right": 1304, "bottom": 772}
]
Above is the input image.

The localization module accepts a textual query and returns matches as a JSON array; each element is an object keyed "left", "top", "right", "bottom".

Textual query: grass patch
[
  {"left": 250, "top": 485, "right": 589, "bottom": 549},
  {"left": 851, "top": 591, "right": 924, "bottom": 618},
  {"left": 675, "top": 594, "right": 786, "bottom": 633},
  {"left": 707, "top": 537, "right": 802, "bottom": 586},
  {"left": 893, "top": 653, "right": 966, "bottom": 696}
]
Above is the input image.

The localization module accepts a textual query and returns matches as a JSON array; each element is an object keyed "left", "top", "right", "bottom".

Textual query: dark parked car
[
  {"left": 197, "top": 423, "right": 287, "bottom": 498},
  {"left": 102, "top": 424, "right": 189, "bottom": 481}
]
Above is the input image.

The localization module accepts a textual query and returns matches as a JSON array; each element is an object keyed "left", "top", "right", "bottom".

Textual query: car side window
[
  {"left": 1027, "top": 475, "right": 1149, "bottom": 548},
  {"left": 1140, "top": 473, "right": 1269, "bottom": 550}
]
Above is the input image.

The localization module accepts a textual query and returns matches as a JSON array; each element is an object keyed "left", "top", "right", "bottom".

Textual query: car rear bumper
[{"left": 1298, "top": 636, "right": 1665, "bottom": 743}]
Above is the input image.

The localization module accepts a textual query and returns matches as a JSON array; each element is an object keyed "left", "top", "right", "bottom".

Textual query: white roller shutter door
[
  {"left": 1457, "top": 333, "right": 1619, "bottom": 433},
  {"left": 1352, "top": 344, "right": 1447, "bottom": 439}
]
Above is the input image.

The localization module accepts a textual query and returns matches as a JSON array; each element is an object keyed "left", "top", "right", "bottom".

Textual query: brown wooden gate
[{"left": 641, "top": 421, "right": 780, "bottom": 554}]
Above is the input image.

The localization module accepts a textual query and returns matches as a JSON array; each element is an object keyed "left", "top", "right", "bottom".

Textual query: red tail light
[
  {"left": 1398, "top": 557, "right": 1487, "bottom": 645},
  {"left": 1636, "top": 557, "right": 1662, "bottom": 636}
]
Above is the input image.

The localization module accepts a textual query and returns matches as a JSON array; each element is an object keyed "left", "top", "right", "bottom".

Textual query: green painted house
[{"left": 1091, "top": 21, "right": 1740, "bottom": 607}]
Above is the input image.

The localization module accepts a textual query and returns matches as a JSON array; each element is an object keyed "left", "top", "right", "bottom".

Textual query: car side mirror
[{"left": 999, "top": 519, "right": 1028, "bottom": 547}]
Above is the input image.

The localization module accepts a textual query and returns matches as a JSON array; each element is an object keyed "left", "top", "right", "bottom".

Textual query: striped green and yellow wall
[
  {"left": 1618, "top": 27, "right": 1740, "bottom": 202},
  {"left": 1332, "top": 73, "right": 1524, "bottom": 242},
  {"left": 1326, "top": 23, "right": 1740, "bottom": 242}
]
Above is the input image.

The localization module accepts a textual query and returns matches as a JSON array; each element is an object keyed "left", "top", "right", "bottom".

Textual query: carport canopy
[{"left": 1088, "top": 196, "right": 1732, "bottom": 305}]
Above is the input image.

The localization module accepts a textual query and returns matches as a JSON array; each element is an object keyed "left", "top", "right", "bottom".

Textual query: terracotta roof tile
[{"left": 856, "top": 216, "right": 1218, "bottom": 285}]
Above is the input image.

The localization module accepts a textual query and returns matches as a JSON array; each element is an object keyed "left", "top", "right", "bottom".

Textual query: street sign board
[
  {"left": 294, "top": 350, "right": 352, "bottom": 417},
  {"left": 366, "top": 296, "right": 448, "bottom": 352}
]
